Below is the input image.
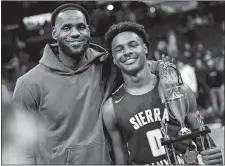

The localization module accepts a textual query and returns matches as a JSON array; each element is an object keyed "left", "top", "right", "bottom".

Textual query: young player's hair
[{"left": 104, "top": 21, "right": 150, "bottom": 55}]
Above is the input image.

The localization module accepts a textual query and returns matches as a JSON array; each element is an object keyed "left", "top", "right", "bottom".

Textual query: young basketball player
[{"left": 103, "top": 21, "right": 223, "bottom": 165}]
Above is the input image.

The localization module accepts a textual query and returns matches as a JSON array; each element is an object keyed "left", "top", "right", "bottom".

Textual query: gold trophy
[{"left": 159, "top": 55, "right": 211, "bottom": 165}]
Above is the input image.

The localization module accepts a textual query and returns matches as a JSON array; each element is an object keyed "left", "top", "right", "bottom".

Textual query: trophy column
[
  {"left": 195, "top": 110, "right": 212, "bottom": 150},
  {"left": 160, "top": 120, "right": 178, "bottom": 165}
]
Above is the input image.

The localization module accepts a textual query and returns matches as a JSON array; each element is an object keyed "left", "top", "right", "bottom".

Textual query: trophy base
[
  {"left": 178, "top": 127, "right": 192, "bottom": 136},
  {"left": 161, "top": 126, "right": 211, "bottom": 146}
]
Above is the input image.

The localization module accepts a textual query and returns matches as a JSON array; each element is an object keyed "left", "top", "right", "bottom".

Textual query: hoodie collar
[{"left": 39, "top": 43, "right": 107, "bottom": 75}]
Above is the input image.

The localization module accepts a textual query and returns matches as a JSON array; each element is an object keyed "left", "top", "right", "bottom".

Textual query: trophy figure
[{"left": 159, "top": 54, "right": 211, "bottom": 165}]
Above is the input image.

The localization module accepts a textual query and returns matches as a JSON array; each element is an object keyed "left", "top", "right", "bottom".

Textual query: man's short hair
[
  {"left": 51, "top": 3, "right": 90, "bottom": 27},
  {"left": 104, "top": 21, "right": 150, "bottom": 55}
]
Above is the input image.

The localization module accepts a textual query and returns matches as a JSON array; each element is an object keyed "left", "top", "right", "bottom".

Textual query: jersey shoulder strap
[{"left": 111, "top": 84, "right": 125, "bottom": 100}]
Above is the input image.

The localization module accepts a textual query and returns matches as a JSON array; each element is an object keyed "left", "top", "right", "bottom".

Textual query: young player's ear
[
  {"left": 144, "top": 44, "right": 148, "bottom": 55},
  {"left": 111, "top": 54, "right": 117, "bottom": 65},
  {"left": 52, "top": 26, "right": 57, "bottom": 40}
]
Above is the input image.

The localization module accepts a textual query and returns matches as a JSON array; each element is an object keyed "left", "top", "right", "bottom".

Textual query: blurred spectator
[
  {"left": 194, "top": 58, "right": 211, "bottom": 111},
  {"left": 177, "top": 57, "right": 198, "bottom": 94},
  {"left": 183, "top": 42, "right": 194, "bottom": 60},
  {"left": 196, "top": 42, "right": 206, "bottom": 58},
  {"left": 216, "top": 55, "right": 224, "bottom": 72},
  {"left": 205, "top": 58, "right": 224, "bottom": 122},
  {"left": 15, "top": 36, "right": 36, "bottom": 75},
  {"left": 17, "top": 49, "right": 35, "bottom": 76},
  {"left": 184, "top": 41, "right": 191, "bottom": 51},
  {"left": 2, "top": 110, "right": 27, "bottom": 164},
  {"left": 195, "top": 58, "right": 206, "bottom": 70},
  {"left": 167, "top": 29, "right": 178, "bottom": 58},
  {"left": 3, "top": 36, "right": 36, "bottom": 91},
  {"left": 2, "top": 83, "right": 45, "bottom": 164},
  {"left": 3, "top": 52, "right": 20, "bottom": 91},
  {"left": 203, "top": 49, "right": 213, "bottom": 62},
  {"left": 153, "top": 40, "right": 168, "bottom": 60},
  {"left": 179, "top": 15, "right": 198, "bottom": 45},
  {"left": 2, "top": 35, "right": 37, "bottom": 92},
  {"left": 2, "top": 82, "right": 13, "bottom": 105}
]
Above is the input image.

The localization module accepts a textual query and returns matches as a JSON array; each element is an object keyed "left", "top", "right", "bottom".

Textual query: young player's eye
[
  {"left": 115, "top": 47, "right": 123, "bottom": 52},
  {"left": 130, "top": 41, "right": 138, "bottom": 47},
  {"left": 114, "top": 46, "right": 123, "bottom": 54}
]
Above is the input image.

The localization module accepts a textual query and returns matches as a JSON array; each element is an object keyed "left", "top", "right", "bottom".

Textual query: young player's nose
[{"left": 123, "top": 46, "right": 132, "bottom": 57}]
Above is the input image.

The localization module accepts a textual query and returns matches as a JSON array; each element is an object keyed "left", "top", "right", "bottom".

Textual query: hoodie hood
[{"left": 39, "top": 43, "right": 107, "bottom": 75}]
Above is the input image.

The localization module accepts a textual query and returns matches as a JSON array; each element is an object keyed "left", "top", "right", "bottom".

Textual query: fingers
[
  {"left": 201, "top": 148, "right": 222, "bottom": 156},
  {"left": 202, "top": 158, "right": 223, "bottom": 165},
  {"left": 201, "top": 148, "right": 223, "bottom": 165},
  {"left": 201, "top": 152, "right": 223, "bottom": 161}
]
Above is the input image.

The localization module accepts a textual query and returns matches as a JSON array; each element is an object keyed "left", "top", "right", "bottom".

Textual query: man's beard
[{"left": 58, "top": 40, "right": 89, "bottom": 59}]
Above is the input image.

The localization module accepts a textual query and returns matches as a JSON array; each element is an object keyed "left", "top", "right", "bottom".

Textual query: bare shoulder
[
  {"left": 102, "top": 97, "right": 115, "bottom": 119},
  {"left": 102, "top": 97, "right": 117, "bottom": 130}
]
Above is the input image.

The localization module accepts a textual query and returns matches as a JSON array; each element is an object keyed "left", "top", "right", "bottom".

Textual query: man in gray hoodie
[
  {"left": 12, "top": 3, "right": 117, "bottom": 164},
  {"left": 11, "top": 3, "right": 159, "bottom": 165}
]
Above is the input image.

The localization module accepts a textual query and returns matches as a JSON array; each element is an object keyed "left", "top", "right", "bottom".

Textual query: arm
[
  {"left": 183, "top": 84, "right": 223, "bottom": 165},
  {"left": 102, "top": 98, "right": 128, "bottom": 165},
  {"left": 13, "top": 77, "right": 39, "bottom": 111}
]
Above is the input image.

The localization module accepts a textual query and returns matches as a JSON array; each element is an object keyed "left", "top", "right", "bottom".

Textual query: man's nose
[{"left": 70, "top": 27, "right": 80, "bottom": 38}]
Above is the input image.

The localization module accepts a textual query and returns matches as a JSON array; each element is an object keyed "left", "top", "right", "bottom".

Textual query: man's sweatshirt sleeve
[{"left": 13, "top": 77, "right": 39, "bottom": 112}]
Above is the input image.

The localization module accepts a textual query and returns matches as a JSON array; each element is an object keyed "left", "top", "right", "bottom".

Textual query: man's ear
[
  {"left": 113, "top": 57, "right": 117, "bottom": 65},
  {"left": 113, "top": 58, "right": 116, "bottom": 64},
  {"left": 52, "top": 27, "right": 57, "bottom": 40}
]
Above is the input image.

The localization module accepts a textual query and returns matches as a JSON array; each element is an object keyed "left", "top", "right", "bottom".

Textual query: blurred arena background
[{"left": 1, "top": 1, "right": 224, "bottom": 163}]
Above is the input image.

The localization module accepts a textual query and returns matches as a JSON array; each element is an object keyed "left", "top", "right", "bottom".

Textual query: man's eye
[
  {"left": 78, "top": 24, "right": 87, "bottom": 30},
  {"left": 63, "top": 26, "right": 70, "bottom": 31}
]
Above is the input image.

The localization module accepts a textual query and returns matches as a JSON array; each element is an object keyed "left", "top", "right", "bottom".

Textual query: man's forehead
[{"left": 56, "top": 10, "right": 87, "bottom": 25}]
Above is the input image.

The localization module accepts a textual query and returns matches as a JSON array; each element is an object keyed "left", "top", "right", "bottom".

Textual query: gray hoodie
[{"left": 13, "top": 43, "right": 116, "bottom": 164}]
